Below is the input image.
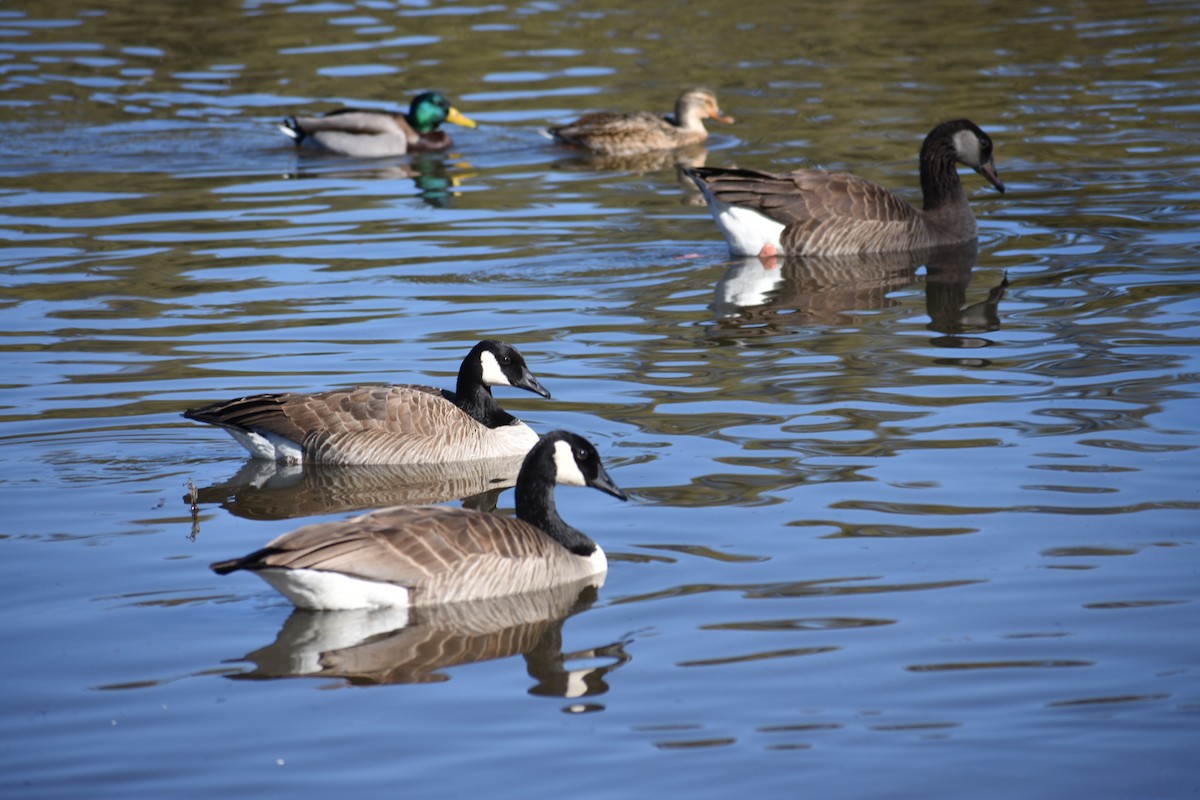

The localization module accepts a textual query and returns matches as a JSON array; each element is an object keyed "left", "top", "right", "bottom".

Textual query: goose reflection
[
  {"left": 283, "top": 152, "right": 467, "bottom": 208},
  {"left": 223, "top": 579, "right": 630, "bottom": 695},
  {"left": 711, "top": 240, "right": 1008, "bottom": 341},
  {"left": 191, "top": 455, "right": 524, "bottom": 520}
]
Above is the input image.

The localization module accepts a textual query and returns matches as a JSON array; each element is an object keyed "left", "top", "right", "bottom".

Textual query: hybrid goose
[
  {"left": 684, "top": 119, "right": 1005, "bottom": 257},
  {"left": 548, "top": 88, "right": 734, "bottom": 156},
  {"left": 280, "top": 91, "right": 476, "bottom": 158},
  {"left": 210, "top": 429, "right": 628, "bottom": 610},
  {"left": 183, "top": 340, "right": 550, "bottom": 466}
]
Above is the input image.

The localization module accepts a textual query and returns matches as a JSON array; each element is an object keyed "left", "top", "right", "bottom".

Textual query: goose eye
[{"left": 576, "top": 448, "right": 587, "bottom": 461}]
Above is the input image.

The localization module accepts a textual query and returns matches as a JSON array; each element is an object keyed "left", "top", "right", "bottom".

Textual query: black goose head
[
  {"left": 539, "top": 430, "right": 628, "bottom": 501},
  {"left": 939, "top": 119, "right": 1005, "bottom": 194},
  {"left": 463, "top": 340, "right": 552, "bottom": 399}
]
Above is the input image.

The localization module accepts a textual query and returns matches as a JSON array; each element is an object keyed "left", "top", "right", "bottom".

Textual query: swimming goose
[
  {"left": 280, "top": 91, "right": 476, "bottom": 158},
  {"left": 209, "top": 430, "right": 628, "bottom": 610},
  {"left": 548, "top": 88, "right": 734, "bottom": 156},
  {"left": 183, "top": 340, "right": 550, "bottom": 466},
  {"left": 684, "top": 119, "right": 1005, "bottom": 257}
]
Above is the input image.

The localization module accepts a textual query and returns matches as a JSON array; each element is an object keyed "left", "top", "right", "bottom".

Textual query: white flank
[
  {"left": 228, "top": 429, "right": 304, "bottom": 464},
  {"left": 552, "top": 439, "right": 588, "bottom": 487},
  {"left": 709, "top": 198, "right": 786, "bottom": 258},
  {"left": 257, "top": 568, "right": 412, "bottom": 611},
  {"left": 479, "top": 349, "right": 512, "bottom": 387}
]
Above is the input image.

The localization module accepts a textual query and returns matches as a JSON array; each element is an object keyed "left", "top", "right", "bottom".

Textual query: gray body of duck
[{"left": 280, "top": 91, "right": 476, "bottom": 158}]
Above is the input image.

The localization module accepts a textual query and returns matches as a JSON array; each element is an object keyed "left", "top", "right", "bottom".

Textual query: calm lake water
[{"left": 2, "top": 0, "right": 1198, "bottom": 797}]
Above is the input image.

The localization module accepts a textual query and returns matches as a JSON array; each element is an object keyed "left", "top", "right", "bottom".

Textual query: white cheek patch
[
  {"left": 953, "top": 130, "right": 982, "bottom": 166},
  {"left": 552, "top": 439, "right": 588, "bottom": 487},
  {"left": 479, "top": 349, "right": 513, "bottom": 387}
]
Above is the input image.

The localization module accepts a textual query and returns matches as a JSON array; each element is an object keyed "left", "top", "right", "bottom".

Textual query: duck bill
[
  {"left": 711, "top": 111, "right": 735, "bottom": 125},
  {"left": 445, "top": 107, "right": 477, "bottom": 129},
  {"left": 514, "top": 370, "right": 551, "bottom": 399},
  {"left": 590, "top": 465, "right": 629, "bottom": 502},
  {"left": 977, "top": 160, "right": 1005, "bottom": 194}
]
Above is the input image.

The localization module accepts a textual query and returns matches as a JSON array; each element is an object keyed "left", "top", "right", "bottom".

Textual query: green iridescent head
[{"left": 407, "top": 92, "right": 477, "bottom": 134}]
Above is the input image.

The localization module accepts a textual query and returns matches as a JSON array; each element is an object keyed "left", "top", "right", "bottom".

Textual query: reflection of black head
[{"left": 924, "top": 241, "right": 1007, "bottom": 337}]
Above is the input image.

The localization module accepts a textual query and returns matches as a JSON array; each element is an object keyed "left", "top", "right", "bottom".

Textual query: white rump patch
[
  {"left": 953, "top": 129, "right": 982, "bottom": 166},
  {"left": 707, "top": 198, "right": 786, "bottom": 258},
  {"left": 257, "top": 568, "right": 412, "bottom": 611},
  {"left": 552, "top": 439, "right": 588, "bottom": 487},
  {"left": 228, "top": 429, "right": 304, "bottom": 464},
  {"left": 479, "top": 349, "right": 513, "bottom": 387}
]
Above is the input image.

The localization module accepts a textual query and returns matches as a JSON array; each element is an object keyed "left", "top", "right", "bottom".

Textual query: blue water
[{"left": 2, "top": 0, "right": 1199, "bottom": 797}]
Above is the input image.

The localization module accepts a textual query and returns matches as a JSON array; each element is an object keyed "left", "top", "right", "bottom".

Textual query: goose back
[
  {"left": 214, "top": 504, "right": 607, "bottom": 609},
  {"left": 183, "top": 340, "right": 549, "bottom": 465},
  {"left": 185, "top": 384, "right": 538, "bottom": 466}
]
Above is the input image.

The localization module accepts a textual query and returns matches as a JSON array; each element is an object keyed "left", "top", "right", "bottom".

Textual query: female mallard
[
  {"left": 548, "top": 88, "right": 734, "bottom": 156},
  {"left": 684, "top": 119, "right": 1005, "bottom": 257},
  {"left": 280, "top": 91, "right": 476, "bottom": 158},
  {"left": 183, "top": 340, "right": 550, "bottom": 466}
]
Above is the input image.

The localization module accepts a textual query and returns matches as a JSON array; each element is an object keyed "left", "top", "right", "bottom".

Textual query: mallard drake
[
  {"left": 210, "top": 430, "right": 628, "bottom": 610},
  {"left": 548, "top": 88, "right": 734, "bottom": 156},
  {"left": 183, "top": 340, "right": 550, "bottom": 466},
  {"left": 279, "top": 91, "right": 476, "bottom": 157},
  {"left": 684, "top": 119, "right": 1005, "bottom": 257}
]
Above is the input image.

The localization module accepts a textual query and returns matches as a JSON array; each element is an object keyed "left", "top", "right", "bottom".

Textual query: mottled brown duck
[{"left": 548, "top": 88, "right": 733, "bottom": 156}]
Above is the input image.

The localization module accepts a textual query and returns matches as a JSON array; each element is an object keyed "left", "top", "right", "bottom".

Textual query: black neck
[
  {"left": 515, "top": 450, "right": 599, "bottom": 556},
  {"left": 453, "top": 359, "right": 517, "bottom": 429},
  {"left": 919, "top": 134, "right": 968, "bottom": 212}
]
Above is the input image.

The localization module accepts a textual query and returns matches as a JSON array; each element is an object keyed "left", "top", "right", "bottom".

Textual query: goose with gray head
[
  {"left": 684, "top": 119, "right": 1005, "bottom": 257},
  {"left": 209, "top": 430, "right": 628, "bottom": 610},
  {"left": 183, "top": 340, "right": 550, "bottom": 466}
]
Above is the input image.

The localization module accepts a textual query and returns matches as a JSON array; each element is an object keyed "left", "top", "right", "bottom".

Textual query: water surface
[{"left": 2, "top": 1, "right": 1199, "bottom": 797}]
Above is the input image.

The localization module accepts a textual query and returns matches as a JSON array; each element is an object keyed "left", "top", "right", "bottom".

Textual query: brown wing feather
[
  {"left": 551, "top": 111, "right": 698, "bottom": 155},
  {"left": 244, "top": 506, "right": 567, "bottom": 590},
  {"left": 695, "top": 167, "right": 921, "bottom": 225}
]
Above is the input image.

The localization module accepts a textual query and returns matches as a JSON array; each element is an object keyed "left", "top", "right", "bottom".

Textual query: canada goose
[
  {"left": 684, "top": 119, "right": 1005, "bottom": 257},
  {"left": 183, "top": 340, "right": 550, "bottom": 466},
  {"left": 209, "top": 430, "right": 628, "bottom": 610},
  {"left": 280, "top": 91, "right": 476, "bottom": 158},
  {"left": 547, "top": 88, "right": 734, "bottom": 156}
]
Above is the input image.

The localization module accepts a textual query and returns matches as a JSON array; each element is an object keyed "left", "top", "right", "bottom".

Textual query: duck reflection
[
  {"left": 712, "top": 240, "right": 1008, "bottom": 341},
  {"left": 284, "top": 152, "right": 467, "bottom": 208},
  {"left": 191, "top": 455, "right": 524, "bottom": 520},
  {"left": 552, "top": 141, "right": 709, "bottom": 174},
  {"left": 224, "top": 579, "right": 630, "bottom": 695}
]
